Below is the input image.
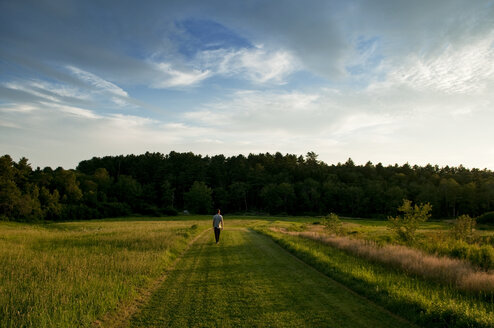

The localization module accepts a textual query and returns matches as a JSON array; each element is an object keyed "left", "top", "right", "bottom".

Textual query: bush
[
  {"left": 450, "top": 242, "right": 470, "bottom": 259},
  {"left": 477, "top": 212, "right": 494, "bottom": 225},
  {"left": 388, "top": 199, "right": 432, "bottom": 242},
  {"left": 322, "top": 213, "right": 344, "bottom": 235},
  {"left": 423, "top": 240, "right": 494, "bottom": 271},
  {"left": 470, "top": 245, "right": 494, "bottom": 270},
  {"left": 480, "top": 246, "right": 494, "bottom": 270},
  {"left": 451, "top": 215, "right": 476, "bottom": 242}
]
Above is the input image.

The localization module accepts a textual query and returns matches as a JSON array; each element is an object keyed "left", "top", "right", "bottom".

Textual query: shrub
[
  {"left": 388, "top": 199, "right": 432, "bottom": 242},
  {"left": 450, "top": 242, "right": 470, "bottom": 259},
  {"left": 321, "top": 213, "right": 344, "bottom": 235},
  {"left": 425, "top": 240, "right": 494, "bottom": 271},
  {"left": 451, "top": 215, "right": 476, "bottom": 242},
  {"left": 477, "top": 245, "right": 494, "bottom": 270}
]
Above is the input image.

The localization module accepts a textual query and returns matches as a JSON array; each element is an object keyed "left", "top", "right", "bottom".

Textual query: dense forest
[{"left": 2, "top": 151, "right": 494, "bottom": 222}]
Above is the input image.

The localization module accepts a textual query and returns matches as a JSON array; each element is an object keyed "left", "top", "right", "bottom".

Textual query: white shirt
[{"left": 213, "top": 214, "right": 223, "bottom": 228}]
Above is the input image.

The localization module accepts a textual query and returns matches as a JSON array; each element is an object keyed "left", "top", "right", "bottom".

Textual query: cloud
[
  {"left": 3, "top": 81, "right": 60, "bottom": 103},
  {"left": 198, "top": 1, "right": 348, "bottom": 78},
  {"left": 3, "top": 80, "right": 90, "bottom": 104},
  {"left": 332, "top": 113, "right": 395, "bottom": 137},
  {"left": 2, "top": 0, "right": 494, "bottom": 170},
  {"left": 179, "top": 77, "right": 494, "bottom": 168},
  {"left": 152, "top": 63, "right": 211, "bottom": 88},
  {"left": 199, "top": 47, "right": 298, "bottom": 84},
  {"left": 1, "top": 66, "right": 139, "bottom": 112},
  {"left": 184, "top": 89, "right": 382, "bottom": 135},
  {"left": 3, "top": 0, "right": 493, "bottom": 87},
  {"left": 149, "top": 45, "right": 298, "bottom": 88},
  {"left": 3, "top": 80, "right": 494, "bottom": 169},
  {"left": 373, "top": 33, "right": 494, "bottom": 94},
  {"left": 66, "top": 65, "right": 129, "bottom": 101},
  {"left": 0, "top": 101, "right": 219, "bottom": 168},
  {"left": 0, "top": 104, "right": 38, "bottom": 113},
  {"left": 46, "top": 102, "right": 101, "bottom": 119}
]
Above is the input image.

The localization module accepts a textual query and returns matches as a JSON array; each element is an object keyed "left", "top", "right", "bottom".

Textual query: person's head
[{"left": 217, "top": 209, "right": 221, "bottom": 214}]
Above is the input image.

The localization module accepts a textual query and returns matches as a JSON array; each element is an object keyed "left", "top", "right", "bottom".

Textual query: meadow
[
  {"left": 1, "top": 215, "right": 494, "bottom": 327},
  {"left": 253, "top": 217, "right": 494, "bottom": 327},
  {"left": 0, "top": 218, "right": 209, "bottom": 327},
  {"left": 129, "top": 227, "right": 413, "bottom": 328}
]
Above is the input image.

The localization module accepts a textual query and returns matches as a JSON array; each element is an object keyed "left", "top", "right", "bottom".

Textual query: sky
[{"left": 1, "top": 0, "right": 494, "bottom": 169}]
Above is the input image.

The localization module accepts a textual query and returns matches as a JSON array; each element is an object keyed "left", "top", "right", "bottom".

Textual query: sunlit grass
[
  {"left": 130, "top": 229, "right": 413, "bottom": 328},
  {"left": 274, "top": 229, "right": 494, "bottom": 293},
  {"left": 3, "top": 215, "right": 494, "bottom": 327},
  {"left": 0, "top": 219, "right": 209, "bottom": 328},
  {"left": 258, "top": 228, "right": 494, "bottom": 328}
]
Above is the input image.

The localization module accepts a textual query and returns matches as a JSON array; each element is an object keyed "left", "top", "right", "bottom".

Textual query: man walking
[{"left": 212, "top": 209, "right": 224, "bottom": 244}]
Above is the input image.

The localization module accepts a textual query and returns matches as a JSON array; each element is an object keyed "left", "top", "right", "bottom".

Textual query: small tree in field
[
  {"left": 322, "top": 213, "right": 344, "bottom": 235},
  {"left": 451, "top": 214, "right": 476, "bottom": 242},
  {"left": 388, "top": 199, "right": 432, "bottom": 242}
]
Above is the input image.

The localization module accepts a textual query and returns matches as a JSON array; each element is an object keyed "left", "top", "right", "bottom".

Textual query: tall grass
[
  {"left": 0, "top": 220, "right": 208, "bottom": 328},
  {"left": 275, "top": 229, "right": 494, "bottom": 294},
  {"left": 314, "top": 217, "right": 494, "bottom": 270},
  {"left": 259, "top": 228, "right": 494, "bottom": 328},
  {"left": 418, "top": 238, "right": 494, "bottom": 270}
]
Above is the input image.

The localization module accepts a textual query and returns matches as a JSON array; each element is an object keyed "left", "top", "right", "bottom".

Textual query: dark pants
[{"left": 214, "top": 227, "right": 221, "bottom": 243}]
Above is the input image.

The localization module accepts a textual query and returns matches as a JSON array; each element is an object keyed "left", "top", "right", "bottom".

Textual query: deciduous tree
[{"left": 388, "top": 199, "right": 432, "bottom": 242}]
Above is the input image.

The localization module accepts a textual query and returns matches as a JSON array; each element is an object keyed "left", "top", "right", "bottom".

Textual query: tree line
[{"left": 1, "top": 151, "right": 494, "bottom": 222}]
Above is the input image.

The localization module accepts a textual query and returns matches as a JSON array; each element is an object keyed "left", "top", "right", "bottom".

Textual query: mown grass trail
[{"left": 130, "top": 228, "right": 414, "bottom": 328}]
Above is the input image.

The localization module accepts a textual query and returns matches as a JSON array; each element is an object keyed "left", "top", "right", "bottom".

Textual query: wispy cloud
[
  {"left": 3, "top": 81, "right": 60, "bottom": 103},
  {"left": 1, "top": 66, "right": 137, "bottom": 112},
  {"left": 152, "top": 63, "right": 211, "bottom": 88},
  {"left": 66, "top": 65, "right": 131, "bottom": 106},
  {"left": 47, "top": 102, "right": 101, "bottom": 120},
  {"left": 184, "top": 90, "right": 322, "bottom": 131},
  {"left": 0, "top": 103, "right": 38, "bottom": 113},
  {"left": 373, "top": 33, "right": 494, "bottom": 94},
  {"left": 3, "top": 79, "right": 91, "bottom": 104},
  {"left": 151, "top": 46, "right": 298, "bottom": 88},
  {"left": 199, "top": 47, "right": 298, "bottom": 84}
]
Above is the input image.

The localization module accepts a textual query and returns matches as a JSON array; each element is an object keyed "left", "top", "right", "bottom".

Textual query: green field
[
  {"left": 130, "top": 227, "right": 411, "bottom": 328},
  {"left": 1, "top": 216, "right": 493, "bottom": 327},
  {"left": 0, "top": 218, "right": 210, "bottom": 327}
]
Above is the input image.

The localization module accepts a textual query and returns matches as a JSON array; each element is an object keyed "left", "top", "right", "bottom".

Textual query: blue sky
[{"left": 1, "top": 0, "right": 494, "bottom": 169}]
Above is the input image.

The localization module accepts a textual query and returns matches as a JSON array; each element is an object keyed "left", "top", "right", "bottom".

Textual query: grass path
[
  {"left": 130, "top": 228, "right": 414, "bottom": 327},
  {"left": 94, "top": 228, "right": 212, "bottom": 328}
]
